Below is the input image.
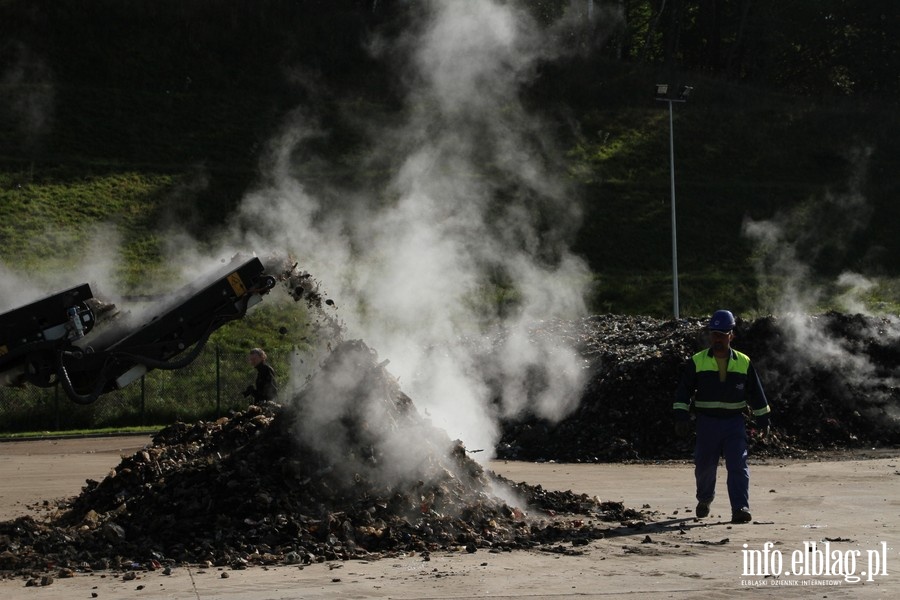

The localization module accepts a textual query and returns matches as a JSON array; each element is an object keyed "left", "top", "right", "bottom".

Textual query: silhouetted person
[{"left": 244, "top": 348, "right": 277, "bottom": 404}]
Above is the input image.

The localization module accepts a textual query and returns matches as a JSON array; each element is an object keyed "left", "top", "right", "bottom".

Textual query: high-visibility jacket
[{"left": 673, "top": 348, "right": 770, "bottom": 419}]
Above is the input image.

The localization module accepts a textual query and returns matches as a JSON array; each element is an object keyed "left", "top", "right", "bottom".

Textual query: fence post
[
  {"left": 216, "top": 344, "right": 221, "bottom": 418},
  {"left": 54, "top": 382, "right": 60, "bottom": 431},
  {"left": 140, "top": 375, "right": 146, "bottom": 426}
]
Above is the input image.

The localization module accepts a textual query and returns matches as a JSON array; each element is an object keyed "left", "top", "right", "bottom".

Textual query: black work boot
[
  {"left": 731, "top": 508, "right": 752, "bottom": 523},
  {"left": 695, "top": 500, "right": 711, "bottom": 518}
]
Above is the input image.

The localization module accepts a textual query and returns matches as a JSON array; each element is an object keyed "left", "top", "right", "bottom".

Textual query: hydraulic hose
[{"left": 57, "top": 351, "right": 111, "bottom": 405}]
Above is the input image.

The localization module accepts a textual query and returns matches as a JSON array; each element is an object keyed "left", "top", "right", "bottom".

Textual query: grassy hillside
[{"left": 1, "top": 2, "right": 898, "bottom": 325}]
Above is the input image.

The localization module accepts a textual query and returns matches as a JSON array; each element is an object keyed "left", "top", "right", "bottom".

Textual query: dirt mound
[
  {"left": 3, "top": 311, "right": 895, "bottom": 578},
  {"left": 497, "top": 312, "right": 900, "bottom": 461},
  {"left": 0, "top": 340, "right": 639, "bottom": 578}
]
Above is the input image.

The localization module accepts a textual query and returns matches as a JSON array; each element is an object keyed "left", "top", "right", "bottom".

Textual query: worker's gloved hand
[
  {"left": 755, "top": 414, "right": 771, "bottom": 435},
  {"left": 674, "top": 420, "right": 692, "bottom": 438},
  {"left": 242, "top": 386, "right": 254, "bottom": 398}
]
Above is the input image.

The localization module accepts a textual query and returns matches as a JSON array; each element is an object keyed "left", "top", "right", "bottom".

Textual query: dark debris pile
[
  {"left": 2, "top": 311, "right": 896, "bottom": 579},
  {"left": 0, "top": 340, "right": 638, "bottom": 579},
  {"left": 497, "top": 312, "right": 900, "bottom": 462}
]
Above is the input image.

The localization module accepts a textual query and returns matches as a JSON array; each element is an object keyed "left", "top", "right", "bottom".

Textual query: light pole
[{"left": 654, "top": 84, "right": 692, "bottom": 319}]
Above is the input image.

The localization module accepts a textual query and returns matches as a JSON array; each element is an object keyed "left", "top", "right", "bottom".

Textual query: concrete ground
[{"left": 1, "top": 436, "right": 898, "bottom": 599}]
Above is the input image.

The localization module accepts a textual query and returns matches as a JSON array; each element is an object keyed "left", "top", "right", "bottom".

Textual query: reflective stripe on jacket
[{"left": 673, "top": 348, "right": 770, "bottom": 419}]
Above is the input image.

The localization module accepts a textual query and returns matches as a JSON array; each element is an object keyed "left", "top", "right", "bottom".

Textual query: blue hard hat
[{"left": 708, "top": 309, "right": 736, "bottom": 332}]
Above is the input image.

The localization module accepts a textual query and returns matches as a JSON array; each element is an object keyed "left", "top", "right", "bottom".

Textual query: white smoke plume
[
  {"left": 0, "top": 45, "right": 100, "bottom": 312},
  {"left": 0, "top": 2, "right": 598, "bottom": 475},
  {"left": 834, "top": 272, "right": 876, "bottom": 315},
  {"left": 0, "top": 223, "right": 125, "bottom": 313},
  {"left": 221, "top": 1, "right": 594, "bottom": 463},
  {"left": 1, "top": 43, "right": 55, "bottom": 153},
  {"left": 0, "top": 264, "right": 47, "bottom": 314},
  {"left": 742, "top": 145, "right": 875, "bottom": 318},
  {"left": 742, "top": 145, "right": 899, "bottom": 392}
]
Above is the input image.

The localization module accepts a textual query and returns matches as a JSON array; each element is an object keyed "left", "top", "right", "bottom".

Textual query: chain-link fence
[{"left": 0, "top": 347, "right": 298, "bottom": 433}]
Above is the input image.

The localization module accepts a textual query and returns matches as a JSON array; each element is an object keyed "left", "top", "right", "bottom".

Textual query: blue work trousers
[{"left": 694, "top": 414, "right": 749, "bottom": 511}]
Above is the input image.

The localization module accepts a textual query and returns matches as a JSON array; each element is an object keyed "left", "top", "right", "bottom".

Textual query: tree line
[
  {"left": 1, "top": 1, "right": 895, "bottom": 99},
  {"left": 524, "top": 0, "right": 897, "bottom": 98}
]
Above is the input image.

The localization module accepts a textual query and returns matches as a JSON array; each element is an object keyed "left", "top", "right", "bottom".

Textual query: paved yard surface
[{"left": 1, "top": 436, "right": 898, "bottom": 599}]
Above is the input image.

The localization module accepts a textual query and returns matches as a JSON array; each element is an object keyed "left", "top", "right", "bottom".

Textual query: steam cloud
[
  {"left": 742, "top": 146, "right": 875, "bottom": 317},
  {"left": 0, "top": 2, "right": 599, "bottom": 474},
  {"left": 0, "top": 224, "right": 124, "bottom": 314},
  {"left": 1, "top": 43, "right": 55, "bottom": 152},
  {"left": 229, "top": 1, "right": 593, "bottom": 462},
  {"left": 742, "top": 145, "right": 900, "bottom": 414}
]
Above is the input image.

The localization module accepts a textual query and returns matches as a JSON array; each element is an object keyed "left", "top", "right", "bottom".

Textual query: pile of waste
[
  {"left": 1, "top": 310, "right": 895, "bottom": 579},
  {"left": 497, "top": 312, "right": 900, "bottom": 461},
  {"left": 0, "top": 340, "right": 640, "bottom": 578}
]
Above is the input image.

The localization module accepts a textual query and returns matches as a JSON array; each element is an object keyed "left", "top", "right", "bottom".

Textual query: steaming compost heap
[
  {"left": 1, "top": 308, "right": 897, "bottom": 580},
  {"left": 497, "top": 312, "right": 900, "bottom": 461},
  {"left": 0, "top": 340, "right": 639, "bottom": 579}
]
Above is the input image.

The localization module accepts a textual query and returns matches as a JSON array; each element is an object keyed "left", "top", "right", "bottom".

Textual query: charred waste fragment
[{"left": 0, "top": 340, "right": 635, "bottom": 578}]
